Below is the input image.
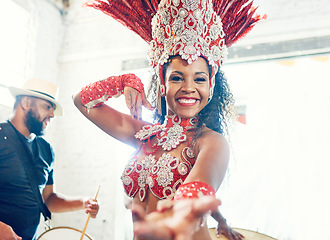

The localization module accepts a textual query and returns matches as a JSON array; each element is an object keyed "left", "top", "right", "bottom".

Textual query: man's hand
[
  {"left": 83, "top": 198, "right": 99, "bottom": 218},
  {"left": 0, "top": 222, "right": 22, "bottom": 240}
]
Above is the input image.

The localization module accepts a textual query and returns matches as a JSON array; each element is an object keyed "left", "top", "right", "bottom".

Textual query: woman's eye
[
  {"left": 195, "top": 77, "right": 207, "bottom": 83},
  {"left": 170, "top": 76, "right": 183, "bottom": 82}
]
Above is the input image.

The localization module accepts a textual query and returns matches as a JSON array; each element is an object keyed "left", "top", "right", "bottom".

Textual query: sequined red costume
[{"left": 121, "top": 115, "right": 199, "bottom": 201}]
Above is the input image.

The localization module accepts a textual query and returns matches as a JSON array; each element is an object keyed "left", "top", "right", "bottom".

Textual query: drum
[
  {"left": 209, "top": 228, "right": 277, "bottom": 240},
  {"left": 37, "top": 226, "right": 94, "bottom": 240}
]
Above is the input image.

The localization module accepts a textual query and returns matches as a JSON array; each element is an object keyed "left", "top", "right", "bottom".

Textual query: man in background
[{"left": 0, "top": 78, "right": 99, "bottom": 240}]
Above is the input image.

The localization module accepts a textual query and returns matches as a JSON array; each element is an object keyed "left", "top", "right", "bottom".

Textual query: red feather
[
  {"left": 84, "top": 0, "right": 160, "bottom": 43},
  {"left": 84, "top": 0, "right": 265, "bottom": 47},
  {"left": 213, "top": 0, "right": 264, "bottom": 47}
]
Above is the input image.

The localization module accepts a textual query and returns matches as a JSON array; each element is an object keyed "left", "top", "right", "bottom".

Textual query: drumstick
[{"left": 80, "top": 185, "right": 100, "bottom": 240}]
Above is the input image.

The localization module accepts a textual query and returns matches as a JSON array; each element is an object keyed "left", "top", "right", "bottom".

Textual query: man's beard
[{"left": 25, "top": 109, "right": 44, "bottom": 136}]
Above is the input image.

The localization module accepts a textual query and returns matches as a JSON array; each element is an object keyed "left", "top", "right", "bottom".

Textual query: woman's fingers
[
  {"left": 134, "top": 221, "right": 173, "bottom": 240},
  {"left": 191, "top": 196, "right": 221, "bottom": 216},
  {"left": 132, "top": 205, "right": 174, "bottom": 240},
  {"left": 135, "top": 92, "right": 143, "bottom": 119},
  {"left": 142, "top": 92, "right": 155, "bottom": 111},
  {"left": 124, "top": 88, "right": 134, "bottom": 109},
  {"left": 218, "top": 228, "right": 245, "bottom": 240},
  {"left": 124, "top": 87, "right": 155, "bottom": 119},
  {"left": 124, "top": 87, "right": 139, "bottom": 118},
  {"left": 233, "top": 230, "right": 245, "bottom": 240},
  {"left": 131, "top": 197, "right": 222, "bottom": 240}
]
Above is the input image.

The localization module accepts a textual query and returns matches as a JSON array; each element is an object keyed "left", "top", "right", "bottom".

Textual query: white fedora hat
[{"left": 9, "top": 78, "right": 63, "bottom": 116}]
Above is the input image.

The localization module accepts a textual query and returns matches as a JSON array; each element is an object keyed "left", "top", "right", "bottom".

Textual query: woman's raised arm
[{"left": 73, "top": 73, "right": 153, "bottom": 147}]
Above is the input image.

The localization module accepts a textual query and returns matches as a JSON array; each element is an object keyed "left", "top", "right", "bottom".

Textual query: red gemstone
[
  {"left": 188, "top": 18, "right": 194, "bottom": 26},
  {"left": 165, "top": 188, "right": 171, "bottom": 195}
]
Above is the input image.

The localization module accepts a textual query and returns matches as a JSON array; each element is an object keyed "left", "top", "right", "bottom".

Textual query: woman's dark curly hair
[{"left": 147, "top": 60, "right": 236, "bottom": 137}]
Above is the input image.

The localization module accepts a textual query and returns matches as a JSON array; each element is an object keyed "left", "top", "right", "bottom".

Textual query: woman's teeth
[{"left": 178, "top": 99, "right": 197, "bottom": 103}]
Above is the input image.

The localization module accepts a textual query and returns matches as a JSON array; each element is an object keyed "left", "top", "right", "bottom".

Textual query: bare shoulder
[{"left": 195, "top": 128, "right": 229, "bottom": 152}]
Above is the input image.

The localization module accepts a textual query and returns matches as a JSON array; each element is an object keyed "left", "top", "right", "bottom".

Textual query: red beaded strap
[
  {"left": 80, "top": 73, "right": 144, "bottom": 109},
  {"left": 174, "top": 181, "right": 216, "bottom": 201}
]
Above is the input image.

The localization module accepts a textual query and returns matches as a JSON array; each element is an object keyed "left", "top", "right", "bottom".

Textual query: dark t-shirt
[{"left": 0, "top": 122, "right": 54, "bottom": 240}]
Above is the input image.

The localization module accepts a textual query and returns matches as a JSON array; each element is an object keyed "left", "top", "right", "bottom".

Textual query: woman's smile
[{"left": 177, "top": 97, "right": 199, "bottom": 106}]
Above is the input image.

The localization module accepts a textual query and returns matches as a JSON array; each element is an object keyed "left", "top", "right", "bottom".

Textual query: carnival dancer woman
[{"left": 74, "top": 0, "right": 264, "bottom": 239}]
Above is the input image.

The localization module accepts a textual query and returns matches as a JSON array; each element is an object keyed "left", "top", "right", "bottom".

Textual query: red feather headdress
[
  {"left": 84, "top": 0, "right": 265, "bottom": 54},
  {"left": 84, "top": 0, "right": 265, "bottom": 99}
]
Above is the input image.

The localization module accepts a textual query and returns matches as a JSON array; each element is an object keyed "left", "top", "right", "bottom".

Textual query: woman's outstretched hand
[
  {"left": 131, "top": 196, "right": 221, "bottom": 240},
  {"left": 124, "top": 87, "right": 154, "bottom": 120}
]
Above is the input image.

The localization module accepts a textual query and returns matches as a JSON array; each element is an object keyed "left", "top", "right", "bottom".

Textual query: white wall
[
  {"left": 0, "top": 0, "right": 64, "bottom": 120},
  {"left": 214, "top": 56, "right": 330, "bottom": 240},
  {"left": 234, "top": 0, "right": 330, "bottom": 45}
]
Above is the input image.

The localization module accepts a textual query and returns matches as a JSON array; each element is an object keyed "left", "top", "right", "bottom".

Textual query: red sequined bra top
[{"left": 121, "top": 115, "right": 198, "bottom": 201}]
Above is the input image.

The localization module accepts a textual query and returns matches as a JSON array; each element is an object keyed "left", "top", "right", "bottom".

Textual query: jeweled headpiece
[
  {"left": 84, "top": 0, "right": 265, "bottom": 99},
  {"left": 149, "top": 0, "right": 227, "bottom": 68}
]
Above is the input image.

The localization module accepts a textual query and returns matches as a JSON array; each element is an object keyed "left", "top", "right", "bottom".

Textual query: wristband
[
  {"left": 80, "top": 73, "right": 144, "bottom": 110},
  {"left": 174, "top": 181, "right": 216, "bottom": 201}
]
